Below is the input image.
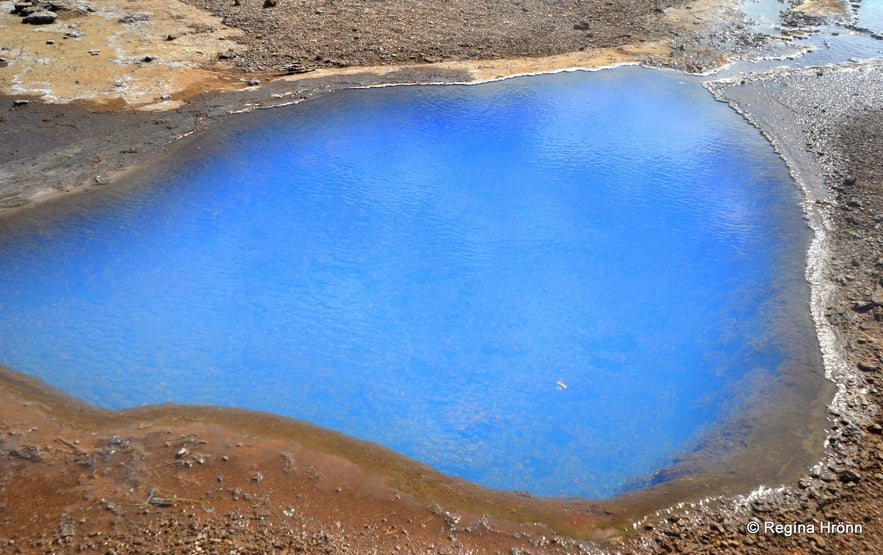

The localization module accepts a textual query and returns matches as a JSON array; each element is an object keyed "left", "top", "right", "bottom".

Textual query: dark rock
[
  {"left": 573, "top": 21, "right": 591, "bottom": 31},
  {"left": 12, "top": 2, "right": 33, "bottom": 14},
  {"left": 858, "top": 360, "right": 879, "bottom": 372},
  {"left": 12, "top": 99, "right": 30, "bottom": 106},
  {"left": 22, "top": 10, "right": 57, "bottom": 24},
  {"left": 282, "top": 62, "right": 311, "bottom": 74},
  {"left": 8, "top": 445, "right": 42, "bottom": 461},
  {"left": 840, "top": 469, "right": 862, "bottom": 483},
  {"left": 263, "top": 0, "right": 277, "bottom": 7},
  {"left": 43, "top": 1, "right": 68, "bottom": 11}
]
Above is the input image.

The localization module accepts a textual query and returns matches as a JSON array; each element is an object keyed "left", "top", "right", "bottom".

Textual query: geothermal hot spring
[{"left": 0, "top": 67, "right": 829, "bottom": 500}]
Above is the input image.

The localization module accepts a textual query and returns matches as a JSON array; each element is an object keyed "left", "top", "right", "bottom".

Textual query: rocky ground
[
  {"left": 1, "top": 0, "right": 883, "bottom": 553},
  {"left": 179, "top": 0, "right": 683, "bottom": 72}
]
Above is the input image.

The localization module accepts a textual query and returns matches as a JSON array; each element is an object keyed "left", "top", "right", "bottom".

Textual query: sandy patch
[
  {"left": 664, "top": 0, "right": 741, "bottom": 30},
  {"left": 0, "top": 0, "right": 244, "bottom": 107},
  {"left": 263, "top": 41, "right": 675, "bottom": 90},
  {"left": 792, "top": 0, "right": 852, "bottom": 19}
]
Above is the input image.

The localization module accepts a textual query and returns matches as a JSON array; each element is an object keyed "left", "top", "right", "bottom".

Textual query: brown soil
[{"left": 0, "top": 367, "right": 585, "bottom": 554}]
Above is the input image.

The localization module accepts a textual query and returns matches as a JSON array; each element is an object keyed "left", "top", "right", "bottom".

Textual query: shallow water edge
[
  {"left": 0, "top": 66, "right": 832, "bottom": 503},
  {"left": 0, "top": 358, "right": 826, "bottom": 542},
  {"left": 0, "top": 62, "right": 854, "bottom": 543}
]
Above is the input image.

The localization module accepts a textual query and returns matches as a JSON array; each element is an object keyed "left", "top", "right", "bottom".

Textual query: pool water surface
[{"left": 0, "top": 67, "right": 826, "bottom": 499}]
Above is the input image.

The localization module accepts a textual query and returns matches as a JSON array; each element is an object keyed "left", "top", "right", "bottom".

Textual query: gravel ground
[{"left": 178, "top": 0, "right": 684, "bottom": 72}]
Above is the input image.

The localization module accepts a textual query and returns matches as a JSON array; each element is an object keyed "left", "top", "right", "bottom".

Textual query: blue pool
[{"left": 0, "top": 67, "right": 821, "bottom": 499}]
